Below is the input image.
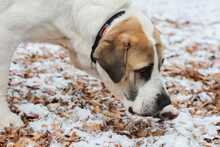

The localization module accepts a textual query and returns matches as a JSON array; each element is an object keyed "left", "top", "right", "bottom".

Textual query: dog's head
[{"left": 94, "top": 14, "right": 171, "bottom": 117}]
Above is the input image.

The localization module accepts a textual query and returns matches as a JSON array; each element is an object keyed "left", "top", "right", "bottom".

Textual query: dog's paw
[{"left": 0, "top": 111, "right": 23, "bottom": 129}]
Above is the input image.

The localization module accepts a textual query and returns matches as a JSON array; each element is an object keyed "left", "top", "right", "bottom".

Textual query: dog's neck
[{"left": 71, "top": 0, "right": 131, "bottom": 47}]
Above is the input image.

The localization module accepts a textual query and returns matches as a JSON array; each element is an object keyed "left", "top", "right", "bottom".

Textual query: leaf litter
[{"left": 1, "top": 0, "right": 220, "bottom": 146}]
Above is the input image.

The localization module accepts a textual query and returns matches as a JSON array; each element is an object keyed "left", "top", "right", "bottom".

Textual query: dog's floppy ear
[{"left": 94, "top": 34, "right": 129, "bottom": 83}]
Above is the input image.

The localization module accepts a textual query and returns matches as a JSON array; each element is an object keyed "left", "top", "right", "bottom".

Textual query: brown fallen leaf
[
  {"left": 82, "top": 122, "right": 103, "bottom": 132},
  {"left": 115, "top": 144, "right": 121, "bottom": 147},
  {"left": 211, "top": 73, "right": 220, "bottom": 83},
  {"left": 125, "top": 120, "right": 150, "bottom": 138},
  {"left": 209, "top": 73, "right": 220, "bottom": 112},
  {"left": 215, "top": 90, "right": 220, "bottom": 112},
  {"left": 15, "top": 137, "right": 38, "bottom": 147},
  {"left": 186, "top": 43, "right": 200, "bottom": 54},
  {"left": 163, "top": 66, "right": 208, "bottom": 81}
]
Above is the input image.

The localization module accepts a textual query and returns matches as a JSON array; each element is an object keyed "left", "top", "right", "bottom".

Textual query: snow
[
  {"left": 71, "top": 131, "right": 136, "bottom": 147},
  {"left": 18, "top": 103, "right": 50, "bottom": 118},
  {"left": 3, "top": 0, "right": 220, "bottom": 146}
]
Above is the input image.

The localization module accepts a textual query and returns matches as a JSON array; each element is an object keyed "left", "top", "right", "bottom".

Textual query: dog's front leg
[{"left": 0, "top": 28, "right": 23, "bottom": 129}]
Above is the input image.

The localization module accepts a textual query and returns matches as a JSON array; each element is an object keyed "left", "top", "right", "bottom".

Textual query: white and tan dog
[{"left": 0, "top": 0, "right": 171, "bottom": 128}]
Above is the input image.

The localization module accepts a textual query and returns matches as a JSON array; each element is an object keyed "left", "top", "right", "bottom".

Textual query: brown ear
[{"left": 94, "top": 35, "right": 128, "bottom": 83}]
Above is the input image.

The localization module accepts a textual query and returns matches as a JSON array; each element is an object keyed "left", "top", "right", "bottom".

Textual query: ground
[{"left": 0, "top": 0, "right": 220, "bottom": 147}]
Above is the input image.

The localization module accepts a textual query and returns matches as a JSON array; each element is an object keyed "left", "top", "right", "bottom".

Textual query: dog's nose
[
  {"left": 157, "top": 93, "right": 171, "bottom": 110},
  {"left": 128, "top": 107, "right": 135, "bottom": 114}
]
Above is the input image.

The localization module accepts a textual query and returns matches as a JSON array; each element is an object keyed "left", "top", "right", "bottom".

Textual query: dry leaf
[
  {"left": 83, "top": 123, "right": 103, "bottom": 132},
  {"left": 15, "top": 138, "right": 38, "bottom": 147}
]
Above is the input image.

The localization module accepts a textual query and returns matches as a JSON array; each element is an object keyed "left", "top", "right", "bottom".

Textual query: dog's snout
[
  {"left": 128, "top": 89, "right": 138, "bottom": 101},
  {"left": 157, "top": 93, "right": 171, "bottom": 110}
]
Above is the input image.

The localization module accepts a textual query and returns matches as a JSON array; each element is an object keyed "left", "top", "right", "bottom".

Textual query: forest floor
[{"left": 0, "top": 0, "right": 220, "bottom": 146}]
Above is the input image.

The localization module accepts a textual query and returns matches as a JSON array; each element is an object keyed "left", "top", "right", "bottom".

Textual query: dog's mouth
[
  {"left": 128, "top": 105, "right": 179, "bottom": 120},
  {"left": 128, "top": 107, "right": 159, "bottom": 117}
]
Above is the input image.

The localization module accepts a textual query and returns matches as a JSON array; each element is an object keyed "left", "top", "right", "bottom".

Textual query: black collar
[{"left": 91, "top": 11, "right": 126, "bottom": 63}]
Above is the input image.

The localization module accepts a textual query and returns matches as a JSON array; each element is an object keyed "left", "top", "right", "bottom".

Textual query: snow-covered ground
[{"left": 0, "top": 0, "right": 220, "bottom": 147}]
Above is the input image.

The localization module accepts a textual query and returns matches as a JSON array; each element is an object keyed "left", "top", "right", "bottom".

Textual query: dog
[{"left": 0, "top": 0, "right": 171, "bottom": 128}]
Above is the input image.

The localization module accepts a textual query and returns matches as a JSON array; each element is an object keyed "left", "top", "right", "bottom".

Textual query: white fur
[
  {"left": 0, "top": 0, "right": 133, "bottom": 128},
  {"left": 0, "top": 0, "right": 162, "bottom": 127},
  {"left": 132, "top": 46, "right": 162, "bottom": 115}
]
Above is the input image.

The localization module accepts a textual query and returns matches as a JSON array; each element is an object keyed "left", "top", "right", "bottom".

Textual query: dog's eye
[
  {"left": 162, "top": 58, "right": 165, "bottom": 64},
  {"left": 159, "top": 58, "right": 165, "bottom": 70},
  {"left": 135, "top": 64, "right": 154, "bottom": 81}
]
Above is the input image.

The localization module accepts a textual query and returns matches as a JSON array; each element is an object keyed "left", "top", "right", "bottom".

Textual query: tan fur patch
[{"left": 95, "top": 16, "right": 162, "bottom": 83}]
